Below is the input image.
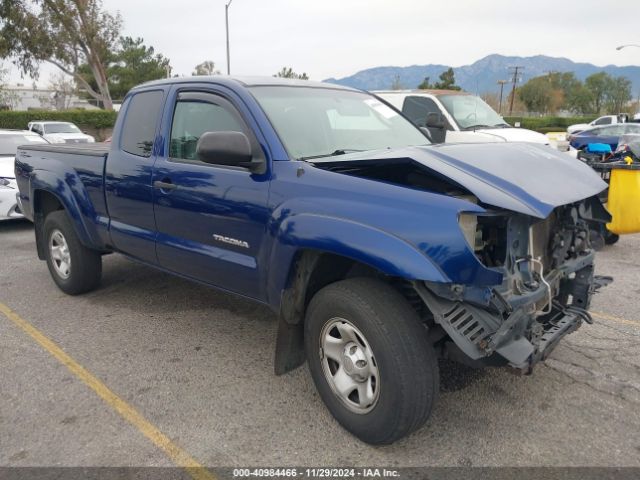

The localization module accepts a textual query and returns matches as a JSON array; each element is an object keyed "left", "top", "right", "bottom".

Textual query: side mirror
[
  {"left": 196, "top": 131, "right": 264, "bottom": 172},
  {"left": 426, "top": 112, "right": 445, "bottom": 129}
]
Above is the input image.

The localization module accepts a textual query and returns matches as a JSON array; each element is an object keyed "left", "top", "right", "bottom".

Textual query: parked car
[
  {"left": 0, "top": 129, "right": 48, "bottom": 220},
  {"left": 375, "top": 90, "right": 551, "bottom": 146},
  {"left": 27, "top": 121, "right": 95, "bottom": 144},
  {"left": 15, "top": 77, "right": 610, "bottom": 444},
  {"left": 568, "top": 123, "right": 640, "bottom": 151},
  {"left": 567, "top": 114, "right": 628, "bottom": 135}
]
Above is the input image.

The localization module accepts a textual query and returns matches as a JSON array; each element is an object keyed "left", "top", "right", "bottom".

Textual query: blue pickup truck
[{"left": 15, "top": 76, "right": 611, "bottom": 444}]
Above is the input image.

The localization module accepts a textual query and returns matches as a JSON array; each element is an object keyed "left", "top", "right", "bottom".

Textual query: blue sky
[{"left": 5, "top": 0, "right": 640, "bottom": 85}]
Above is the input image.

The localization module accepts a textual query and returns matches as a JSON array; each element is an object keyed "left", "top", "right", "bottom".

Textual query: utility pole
[
  {"left": 508, "top": 66, "right": 524, "bottom": 115},
  {"left": 225, "top": 0, "right": 234, "bottom": 75},
  {"left": 497, "top": 80, "right": 508, "bottom": 114}
]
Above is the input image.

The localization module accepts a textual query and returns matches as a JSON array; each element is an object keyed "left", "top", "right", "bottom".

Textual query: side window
[
  {"left": 594, "top": 117, "right": 612, "bottom": 125},
  {"left": 32, "top": 124, "right": 42, "bottom": 135},
  {"left": 402, "top": 96, "right": 441, "bottom": 127},
  {"left": 169, "top": 94, "right": 246, "bottom": 161},
  {"left": 607, "top": 125, "right": 626, "bottom": 136},
  {"left": 625, "top": 124, "right": 640, "bottom": 134},
  {"left": 121, "top": 90, "right": 164, "bottom": 157}
]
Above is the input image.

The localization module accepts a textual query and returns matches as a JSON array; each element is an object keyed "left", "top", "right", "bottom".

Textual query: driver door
[{"left": 152, "top": 90, "right": 271, "bottom": 299}]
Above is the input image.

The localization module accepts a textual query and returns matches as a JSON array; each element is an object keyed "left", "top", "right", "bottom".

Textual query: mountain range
[{"left": 323, "top": 54, "right": 640, "bottom": 94}]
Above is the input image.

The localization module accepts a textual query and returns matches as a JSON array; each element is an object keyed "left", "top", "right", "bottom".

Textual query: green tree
[
  {"left": 565, "top": 84, "right": 593, "bottom": 114},
  {"left": 433, "top": 68, "right": 461, "bottom": 90},
  {"left": 417, "top": 76, "right": 432, "bottom": 89},
  {"left": 193, "top": 61, "right": 220, "bottom": 76},
  {"left": 605, "top": 76, "right": 632, "bottom": 113},
  {"left": 585, "top": 72, "right": 611, "bottom": 114},
  {"left": 77, "top": 36, "right": 170, "bottom": 103},
  {"left": 274, "top": 67, "right": 308, "bottom": 80},
  {"left": 109, "top": 37, "right": 169, "bottom": 100},
  {"left": 0, "top": 0, "right": 122, "bottom": 110},
  {"left": 517, "top": 75, "right": 557, "bottom": 113}
]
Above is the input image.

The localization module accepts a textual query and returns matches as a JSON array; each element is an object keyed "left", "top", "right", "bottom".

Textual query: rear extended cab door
[
  {"left": 150, "top": 83, "right": 272, "bottom": 300},
  {"left": 104, "top": 87, "right": 168, "bottom": 263}
]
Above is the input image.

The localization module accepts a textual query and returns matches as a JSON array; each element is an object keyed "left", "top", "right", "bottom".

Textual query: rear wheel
[
  {"left": 43, "top": 210, "right": 102, "bottom": 295},
  {"left": 305, "top": 278, "right": 439, "bottom": 444}
]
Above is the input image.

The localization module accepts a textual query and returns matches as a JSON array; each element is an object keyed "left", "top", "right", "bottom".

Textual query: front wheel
[
  {"left": 305, "top": 278, "right": 439, "bottom": 444},
  {"left": 43, "top": 210, "right": 102, "bottom": 295}
]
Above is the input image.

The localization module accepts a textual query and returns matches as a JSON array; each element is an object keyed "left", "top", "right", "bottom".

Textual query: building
[{"left": 1, "top": 83, "right": 99, "bottom": 111}]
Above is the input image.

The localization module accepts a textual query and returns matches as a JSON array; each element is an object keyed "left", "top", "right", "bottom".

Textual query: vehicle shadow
[
  {"left": 95, "top": 254, "right": 489, "bottom": 395},
  {"left": 438, "top": 360, "right": 487, "bottom": 392},
  {"left": 93, "top": 254, "right": 275, "bottom": 319},
  {"left": 0, "top": 218, "right": 33, "bottom": 233}
]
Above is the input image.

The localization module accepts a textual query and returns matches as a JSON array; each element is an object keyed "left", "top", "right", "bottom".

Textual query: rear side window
[
  {"left": 121, "top": 90, "right": 164, "bottom": 157},
  {"left": 402, "top": 96, "right": 440, "bottom": 127}
]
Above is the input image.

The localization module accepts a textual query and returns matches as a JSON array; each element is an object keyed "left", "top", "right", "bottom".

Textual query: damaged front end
[{"left": 414, "top": 196, "right": 613, "bottom": 374}]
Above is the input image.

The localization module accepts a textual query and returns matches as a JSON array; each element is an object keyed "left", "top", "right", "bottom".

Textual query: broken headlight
[
  {"left": 459, "top": 212, "right": 510, "bottom": 267},
  {"left": 458, "top": 213, "right": 482, "bottom": 251}
]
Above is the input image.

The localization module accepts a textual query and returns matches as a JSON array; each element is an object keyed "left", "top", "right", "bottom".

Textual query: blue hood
[{"left": 318, "top": 142, "right": 608, "bottom": 219}]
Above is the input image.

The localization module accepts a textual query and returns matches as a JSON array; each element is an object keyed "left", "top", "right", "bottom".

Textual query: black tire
[
  {"left": 43, "top": 210, "right": 102, "bottom": 295},
  {"left": 305, "top": 277, "right": 439, "bottom": 444},
  {"left": 604, "top": 230, "right": 620, "bottom": 245}
]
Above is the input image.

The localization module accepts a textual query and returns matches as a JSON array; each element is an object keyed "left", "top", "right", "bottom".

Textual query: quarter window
[{"left": 121, "top": 90, "right": 164, "bottom": 157}]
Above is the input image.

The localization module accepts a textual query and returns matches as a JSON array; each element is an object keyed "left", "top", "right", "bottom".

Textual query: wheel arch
[{"left": 273, "top": 248, "right": 433, "bottom": 375}]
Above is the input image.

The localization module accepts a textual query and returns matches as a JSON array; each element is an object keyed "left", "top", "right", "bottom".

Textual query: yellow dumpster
[{"left": 606, "top": 164, "right": 640, "bottom": 235}]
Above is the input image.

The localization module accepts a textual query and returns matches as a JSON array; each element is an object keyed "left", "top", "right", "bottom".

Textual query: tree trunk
[{"left": 88, "top": 53, "right": 113, "bottom": 110}]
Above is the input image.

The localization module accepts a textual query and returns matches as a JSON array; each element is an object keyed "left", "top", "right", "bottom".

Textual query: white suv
[
  {"left": 28, "top": 121, "right": 95, "bottom": 144},
  {"left": 375, "top": 90, "right": 550, "bottom": 146}
]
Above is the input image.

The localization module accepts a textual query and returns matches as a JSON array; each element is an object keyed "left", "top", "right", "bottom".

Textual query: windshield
[
  {"left": 250, "top": 86, "right": 429, "bottom": 160},
  {"left": 0, "top": 134, "right": 47, "bottom": 155},
  {"left": 438, "top": 94, "right": 508, "bottom": 130},
  {"left": 44, "top": 123, "right": 81, "bottom": 134}
]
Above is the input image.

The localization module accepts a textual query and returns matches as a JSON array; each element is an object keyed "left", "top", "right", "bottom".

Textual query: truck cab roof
[{"left": 134, "top": 75, "right": 359, "bottom": 92}]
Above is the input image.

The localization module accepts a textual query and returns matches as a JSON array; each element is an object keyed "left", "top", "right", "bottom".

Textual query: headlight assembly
[{"left": 458, "top": 212, "right": 479, "bottom": 250}]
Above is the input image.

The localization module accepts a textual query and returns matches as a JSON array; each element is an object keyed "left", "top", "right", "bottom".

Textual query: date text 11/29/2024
[{"left": 232, "top": 468, "right": 399, "bottom": 478}]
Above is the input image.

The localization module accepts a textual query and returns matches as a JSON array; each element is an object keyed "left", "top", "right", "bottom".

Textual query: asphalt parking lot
[{"left": 1, "top": 218, "right": 640, "bottom": 469}]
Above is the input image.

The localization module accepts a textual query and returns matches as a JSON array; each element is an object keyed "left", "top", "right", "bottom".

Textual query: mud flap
[{"left": 274, "top": 315, "right": 305, "bottom": 375}]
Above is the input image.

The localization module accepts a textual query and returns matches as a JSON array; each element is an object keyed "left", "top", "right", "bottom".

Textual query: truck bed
[
  {"left": 18, "top": 142, "right": 110, "bottom": 157},
  {"left": 15, "top": 142, "right": 110, "bottom": 234}
]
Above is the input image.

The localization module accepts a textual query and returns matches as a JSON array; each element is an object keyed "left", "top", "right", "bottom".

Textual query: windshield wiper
[
  {"left": 298, "top": 149, "right": 365, "bottom": 161},
  {"left": 462, "top": 124, "right": 493, "bottom": 131}
]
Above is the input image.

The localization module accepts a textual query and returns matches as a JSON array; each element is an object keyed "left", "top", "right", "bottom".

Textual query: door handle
[{"left": 153, "top": 180, "right": 178, "bottom": 191}]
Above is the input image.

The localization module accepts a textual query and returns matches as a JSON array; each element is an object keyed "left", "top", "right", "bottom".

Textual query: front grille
[{"left": 65, "top": 138, "right": 88, "bottom": 144}]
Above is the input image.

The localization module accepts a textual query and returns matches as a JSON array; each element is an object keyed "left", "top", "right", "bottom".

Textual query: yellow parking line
[
  {"left": 591, "top": 311, "right": 640, "bottom": 327},
  {"left": 0, "top": 302, "right": 215, "bottom": 480}
]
